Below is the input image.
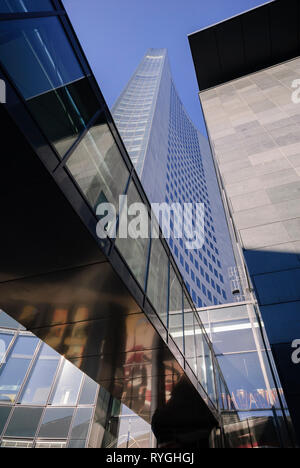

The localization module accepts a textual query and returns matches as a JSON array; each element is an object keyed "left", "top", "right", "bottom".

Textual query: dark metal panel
[
  {"left": 215, "top": 18, "right": 245, "bottom": 85},
  {"left": 269, "top": 0, "right": 300, "bottom": 62},
  {"left": 189, "top": 0, "right": 300, "bottom": 91},
  {"left": 188, "top": 28, "right": 222, "bottom": 92}
]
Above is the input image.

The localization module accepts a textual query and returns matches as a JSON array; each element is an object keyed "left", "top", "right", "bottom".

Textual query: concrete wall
[{"left": 200, "top": 57, "right": 300, "bottom": 435}]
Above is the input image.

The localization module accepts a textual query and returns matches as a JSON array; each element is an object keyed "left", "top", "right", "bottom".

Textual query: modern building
[
  {"left": 189, "top": 0, "right": 300, "bottom": 442},
  {"left": 0, "top": 0, "right": 296, "bottom": 449},
  {"left": 0, "top": 0, "right": 240, "bottom": 449},
  {"left": 112, "top": 49, "right": 238, "bottom": 308}
]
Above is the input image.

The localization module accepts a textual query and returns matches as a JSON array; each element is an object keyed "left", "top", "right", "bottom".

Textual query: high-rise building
[
  {"left": 112, "top": 49, "right": 237, "bottom": 308},
  {"left": 189, "top": 0, "right": 300, "bottom": 443}
]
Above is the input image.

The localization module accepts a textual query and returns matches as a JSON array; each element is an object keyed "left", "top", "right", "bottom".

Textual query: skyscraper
[{"left": 112, "top": 49, "right": 237, "bottom": 308}]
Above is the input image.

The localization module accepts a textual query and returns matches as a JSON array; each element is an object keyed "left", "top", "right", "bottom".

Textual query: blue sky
[{"left": 63, "top": 0, "right": 270, "bottom": 135}]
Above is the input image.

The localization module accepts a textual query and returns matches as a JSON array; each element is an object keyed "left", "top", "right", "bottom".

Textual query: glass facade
[
  {"left": 0, "top": 310, "right": 157, "bottom": 449},
  {"left": 112, "top": 49, "right": 237, "bottom": 309},
  {"left": 1, "top": 3, "right": 293, "bottom": 448},
  {"left": 0, "top": 6, "right": 229, "bottom": 434},
  {"left": 199, "top": 303, "right": 295, "bottom": 447}
]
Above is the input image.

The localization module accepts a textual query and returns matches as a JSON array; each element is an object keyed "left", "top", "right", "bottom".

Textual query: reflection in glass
[
  {"left": 50, "top": 360, "right": 83, "bottom": 406},
  {"left": 183, "top": 296, "right": 197, "bottom": 375},
  {"left": 67, "top": 116, "right": 130, "bottom": 211},
  {"left": 0, "top": 0, "right": 54, "bottom": 12},
  {"left": 147, "top": 226, "right": 169, "bottom": 326},
  {"left": 0, "top": 311, "right": 25, "bottom": 330},
  {"left": 0, "top": 17, "right": 98, "bottom": 157},
  {"left": 0, "top": 335, "right": 38, "bottom": 403},
  {"left": 79, "top": 375, "right": 98, "bottom": 406},
  {"left": 19, "top": 343, "right": 60, "bottom": 405},
  {"left": 0, "top": 332, "right": 14, "bottom": 363},
  {"left": 70, "top": 408, "right": 93, "bottom": 440},
  {"left": 203, "top": 338, "right": 216, "bottom": 405},
  {"left": 116, "top": 182, "right": 150, "bottom": 287},
  {"left": 168, "top": 266, "right": 184, "bottom": 353},
  {"left": 0, "top": 406, "right": 11, "bottom": 435},
  {"left": 5, "top": 407, "right": 43, "bottom": 438},
  {"left": 38, "top": 408, "right": 74, "bottom": 438}
]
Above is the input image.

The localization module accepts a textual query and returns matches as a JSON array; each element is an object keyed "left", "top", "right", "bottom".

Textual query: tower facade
[{"left": 112, "top": 49, "right": 237, "bottom": 308}]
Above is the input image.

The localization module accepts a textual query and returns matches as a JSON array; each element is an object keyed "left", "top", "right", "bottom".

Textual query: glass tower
[{"left": 112, "top": 49, "right": 238, "bottom": 308}]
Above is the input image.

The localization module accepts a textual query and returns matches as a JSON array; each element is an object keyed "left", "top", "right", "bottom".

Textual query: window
[
  {"left": 50, "top": 360, "right": 83, "bottom": 406},
  {"left": 19, "top": 343, "right": 60, "bottom": 405},
  {"left": 0, "top": 17, "right": 98, "bottom": 157},
  {"left": 147, "top": 230, "right": 169, "bottom": 326},
  {"left": 0, "top": 406, "right": 11, "bottom": 435},
  {"left": 0, "top": 335, "right": 38, "bottom": 403},
  {"left": 67, "top": 115, "right": 130, "bottom": 212},
  {"left": 5, "top": 407, "right": 43, "bottom": 438},
  {"left": 0, "top": 332, "right": 14, "bottom": 363},
  {"left": 38, "top": 408, "right": 74, "bottom": 439},
  {"left": 0, "top": 0, "right": 54, "bottom": 13},
  {"left": 184, "top": 297, "right": 197, "bottom": 375},
  {"left": 70, "top": 408, "right": 93, "bottom": 440},
  {"left": 115, "top": 182, "right": 150, "bottom": 288},
  {"left": 168, "top": 266, "right": 184, "bottom": 353},
  {"left": 79, "top": 375, "right": 98, "bottom": 406}
]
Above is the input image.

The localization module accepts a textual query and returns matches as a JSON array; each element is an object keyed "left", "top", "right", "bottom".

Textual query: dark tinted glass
[
  {"left": 0, "top": 17, "right": 98, "bottom": 157},
  {"left": 5, "top": 407, "right": 43, "bottom": 437},
  {"left": 70, "top": 408, "right": 93, "bottom": 440},
  {"left": 38, "top": 407, "right": 74, "bottom": 438},
  {"left": 0, "top": 332, "right": 14, "bottom": 362},
  {"left": 0, "top": 406, "right": 11, "bottom": 435},
  {"left": 79, "top": 375, "right": 98, "bottom": 405},
  {"left": 0, "top": 0, "right": 54, "bottom": 12}
]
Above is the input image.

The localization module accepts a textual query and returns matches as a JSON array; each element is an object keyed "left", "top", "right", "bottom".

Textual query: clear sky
[{"left": 63, "top": 0, "right": 271, "bottom": 135}]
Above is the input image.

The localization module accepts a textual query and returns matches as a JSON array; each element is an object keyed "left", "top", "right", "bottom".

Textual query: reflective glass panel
[
  {"left": 67, "top": 116, "right": 130, "bottom": 211},
  {"left": 183, "top": 296, "right": 197, "bottom": 375},
  {"left": 0, "top": 335, "right": 38, "bottom": 403},
  {"left": 194, "top": 318, "right": 208, "bottom": 392},
  {"left": 70, "top": 407, "right": 93, "bottom": 440},
  {"left": 0, "top": 0, "right": 54, "bottom": 12},
  {"left": 203, "top": 338, "right": 216, "bottom": 405},
  {"left": 0, "top": 17, "right": 98, "bottom": 157},
  {"left": 218, "top": 352, "right": 274, "bottom": 411},
  {"left": 50, "top": 360, "right": 83, "bottom": 406},
  {"left": 147, "top": 226, "right": 169, "bottom": 326},
  {"left": 0, "top": 332, "right": 14, "bottom": 363},
  {"left": 5, "top": 407, "right": 43, "bottom": 437},
  {"left": 116, "top": 182, "right": 150, "bottom": 287},
  {"left": 0, "top": 406, "right": 11, "bottom": 435},
  {"left": 0, "top": 311, "right": 25, "bottom": 330},
  {"left": 79, "top": 375, "right": 98, "bottom": 405},
  {"left": 168, "top": 266, "right": 184, "bottom": 353},
  {"left": 19, "top": 343, "right": 60, "bottom": 405},
  {"left": 68, "top": 440, "right": 86, "bottom": 448},
  {"left": 38, "top": 407, "right": 74, "bottom": 438}
]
